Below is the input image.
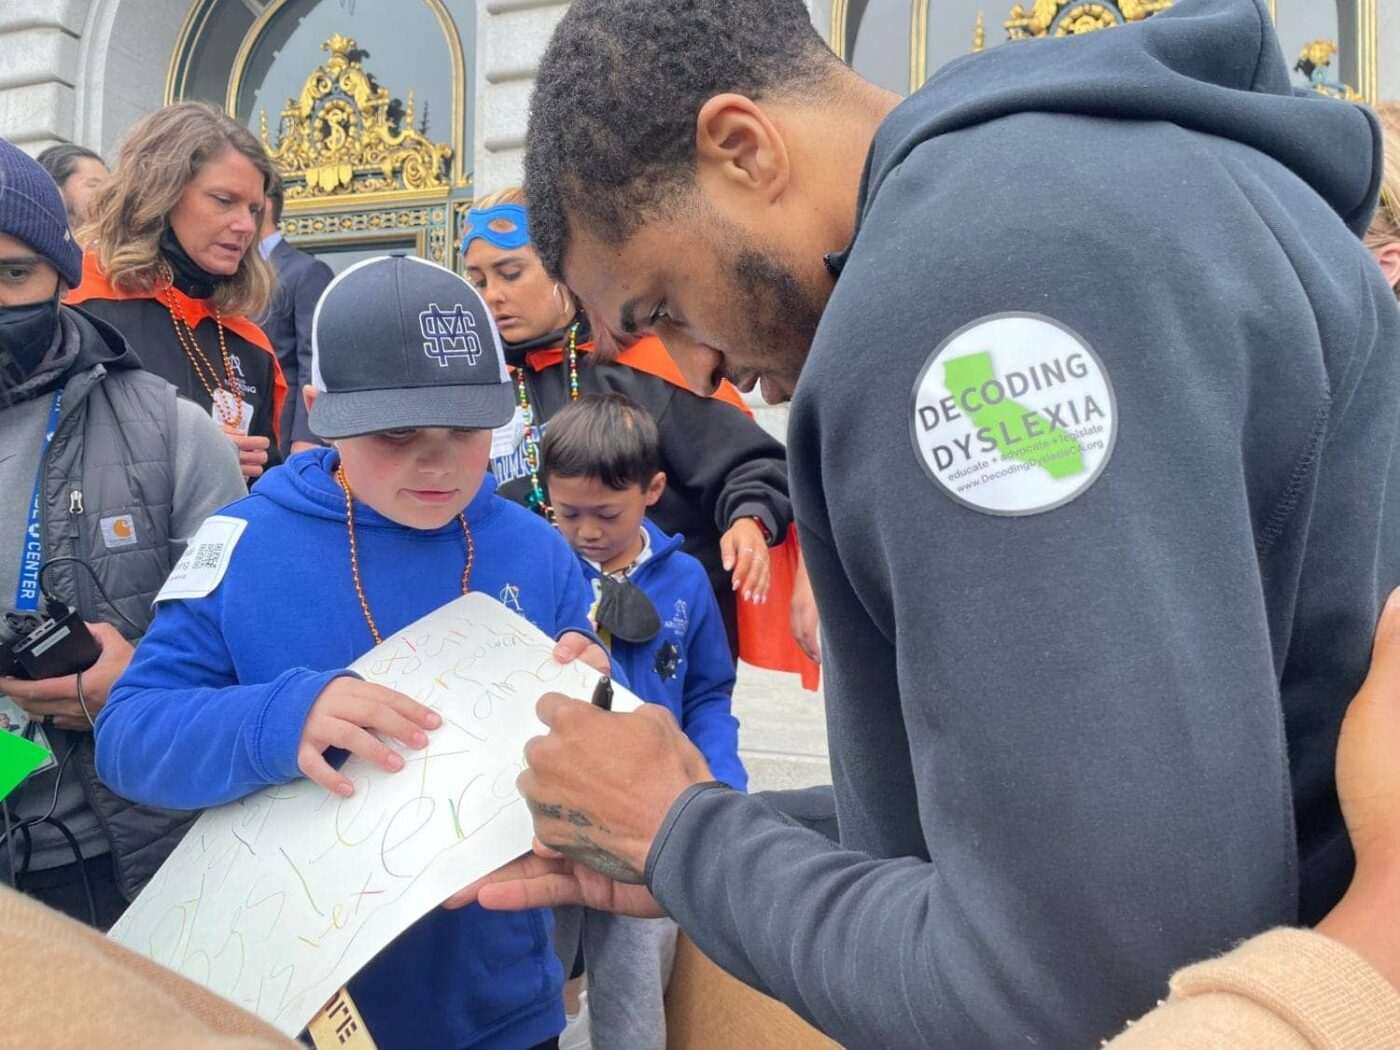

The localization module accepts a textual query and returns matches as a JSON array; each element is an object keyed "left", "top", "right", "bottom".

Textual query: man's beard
[{"left": 733, "top": 247, "right": 825, "bottom": 392}]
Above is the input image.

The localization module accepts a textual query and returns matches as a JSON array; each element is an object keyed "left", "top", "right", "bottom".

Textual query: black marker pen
[{"left": 590, "top": 675, "right": 614, "bottom": 711}]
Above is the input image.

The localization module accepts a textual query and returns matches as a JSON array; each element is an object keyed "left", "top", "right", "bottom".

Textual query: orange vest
[
  {"left": 523, "top": 333, "right": 752, "bottom": 415},
  {"left": 67, "top": 252, "right": 288, "bottom": 444}
]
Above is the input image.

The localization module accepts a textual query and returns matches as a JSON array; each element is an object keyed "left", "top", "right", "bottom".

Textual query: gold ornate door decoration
[
  {"left": 1295, "top": 39, "right": 1362, "bottom": 101},
  {"left": 891, "top": 0, "right": 1375, "bottom": 103},
  {"left": 260, "top": 33, "right": 453, "bottom": 200},
  {"left": 1004, "top": 1, "right": 1172, "bottom": 40},
  {"left": 898, "top": 0, "right": 1176, "bottom": 93},
  {"left": 246, "top": 23, "right": 469, "bottom": 273}
]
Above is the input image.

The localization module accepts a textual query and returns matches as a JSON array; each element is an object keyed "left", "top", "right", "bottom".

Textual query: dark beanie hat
[{"left": 0, "top": 138, "right": 84, "bottom": 288}]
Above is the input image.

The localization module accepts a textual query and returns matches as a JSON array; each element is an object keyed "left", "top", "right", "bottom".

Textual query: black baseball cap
[{"left": 308, "top": 254, "right": 515, "bottom": 439}]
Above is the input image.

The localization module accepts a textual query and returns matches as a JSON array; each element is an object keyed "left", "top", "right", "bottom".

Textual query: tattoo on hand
[
  {"left": 565, "top": 837, "right": 646, "bottom": 885},
  {"left": 528, "top": 799, "right": 595, "bottom": 828},
  {"left": 528, "top": 799, "right": 643, "bottom": 883}
]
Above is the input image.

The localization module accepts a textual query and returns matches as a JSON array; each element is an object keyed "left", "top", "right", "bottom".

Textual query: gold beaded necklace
[
  {"left": 337, "top": 465, "right": 474, "bottom": 646},
  {"left": 158, "top": 275, "right": 244, "bottom": 429}
]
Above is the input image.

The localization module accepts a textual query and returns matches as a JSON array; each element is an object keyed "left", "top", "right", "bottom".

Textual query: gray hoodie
[{"left": 644, "top": 1, "right": 1397, "bottom": 1045}]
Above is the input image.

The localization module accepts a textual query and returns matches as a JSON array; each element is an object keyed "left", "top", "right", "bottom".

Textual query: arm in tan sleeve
[
  {"left": 2, "top": 886, "right": 296, "bottom": 1050},
  {"left": 1106, "top": 929, "right": 1400, "bottom": 1050}
]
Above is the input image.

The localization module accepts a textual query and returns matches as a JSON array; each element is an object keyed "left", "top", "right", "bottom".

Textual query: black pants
[{"left": 17, "top": 852, "right": 127, "bottom": 931}]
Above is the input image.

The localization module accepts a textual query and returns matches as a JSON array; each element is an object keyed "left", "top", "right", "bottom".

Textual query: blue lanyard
[{"left": 14, "top": 389, "right": 64, "bottom": 611}]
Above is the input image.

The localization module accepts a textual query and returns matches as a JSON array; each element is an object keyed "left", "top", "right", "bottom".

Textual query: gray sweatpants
[{"left": 554, "top": 906, "right": 678, "bottom": 1050}]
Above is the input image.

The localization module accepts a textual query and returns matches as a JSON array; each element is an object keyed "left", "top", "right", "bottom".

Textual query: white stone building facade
[{"left": 4, "top": 2, "right": 1390, "bottom": 188}]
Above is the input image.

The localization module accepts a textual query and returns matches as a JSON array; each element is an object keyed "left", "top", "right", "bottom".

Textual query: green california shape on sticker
[
  {"left": 942, "top": 352, "right": 1086, "bottom": 481},
  {"left": 909, "top": 312, "right": 1117, "bottom": 517}
]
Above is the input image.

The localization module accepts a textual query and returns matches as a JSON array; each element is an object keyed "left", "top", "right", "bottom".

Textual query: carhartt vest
[{"left": 40, "top": 356, "right": 195, "bottom": 900}]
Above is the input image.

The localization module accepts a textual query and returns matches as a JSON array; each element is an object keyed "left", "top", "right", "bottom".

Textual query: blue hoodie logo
[
  {"left": 664, "top": 599, "right": 689, "bottom": 636},
  {"left": 499, "top": 583, "right": 523, "bottom": 612}
]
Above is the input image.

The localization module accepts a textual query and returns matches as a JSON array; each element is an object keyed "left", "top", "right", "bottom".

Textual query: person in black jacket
[
  {"left": 256, "top": 171, "right": 333, "bottom": 456},
  {"left": 67, "top": 102, "right": 285, "bottom": 484},
  {"left": 464, "top": 187, "right": 792, "bottom": 655}
]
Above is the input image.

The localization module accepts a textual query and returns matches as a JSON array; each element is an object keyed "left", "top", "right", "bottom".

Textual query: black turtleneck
[{"left": 159, "top": 227, "right": 223, "bottom": 301}]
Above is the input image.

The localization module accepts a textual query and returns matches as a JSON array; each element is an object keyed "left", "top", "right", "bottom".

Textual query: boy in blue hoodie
[
  {"left": 540, "top": 393, "right": 745, "bottom": 1049},
  {"left": 95, "top": 254, "right": 607, "bottom": 1050}
]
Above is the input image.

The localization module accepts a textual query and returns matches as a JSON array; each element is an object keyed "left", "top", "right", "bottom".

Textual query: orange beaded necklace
[{"left": 336, "top": 465, "right": 474, "bottom": 646}]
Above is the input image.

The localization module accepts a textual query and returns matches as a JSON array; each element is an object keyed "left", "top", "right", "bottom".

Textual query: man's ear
[
  {"left": 302, "top": 384, "right": 318, "bottom": 415},
  {"left": 1375, "top": 242, "right": 1400, "bottom": 292},
  {"left": 694, "top": 93, "right": 790, "bottom": 205},
  {"left": 645, "top": 471, "right": 668, "bottom": 507}
]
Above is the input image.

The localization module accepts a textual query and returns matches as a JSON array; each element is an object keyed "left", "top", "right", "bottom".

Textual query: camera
[{"left": 0, "top": 598, "right": 100, "bottom": 680}]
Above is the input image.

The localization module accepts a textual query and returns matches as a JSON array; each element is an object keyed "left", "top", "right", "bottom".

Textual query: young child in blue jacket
[
  {"left": 95, "top": 256, "right": 607, "bottom": 1050},
  {"left": 540, "top": 393, "right": 746, "bottom": 1050}
]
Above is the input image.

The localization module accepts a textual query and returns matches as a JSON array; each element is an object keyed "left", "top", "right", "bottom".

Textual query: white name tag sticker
[
  {"left": 211, "top": 391, "right": 255, "bottom": 436},
  {"left": 489, "top": 406, "right": 526, "bottom": 459},
  {"left": 910, "top": 313, "right": 1117, "bottom": 516},
  {"left": 155, "top": 515, "right": 248, "bottom": 603}
]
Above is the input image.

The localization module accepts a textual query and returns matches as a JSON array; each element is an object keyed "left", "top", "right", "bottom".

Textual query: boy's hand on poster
[
  {"left": 298, "top": 678, "right": 442, "bottom": 796},
  {"left": 721, "top": 518, "right": 770, "bottom": 604},
  {"left": 0, "top": 622, "right": 133, "bottom": 731},
  {"left": 224, "top": 427, "right": 270, "bottom": 480},
  {"left": 553, "top": 631, "right": 611, "bottom": 676},
  {"left": 446, "top": 838, "right": 667, "bottom": 917}
]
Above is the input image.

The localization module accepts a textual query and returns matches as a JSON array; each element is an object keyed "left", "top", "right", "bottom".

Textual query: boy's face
[
  {"left": 548, "top": 471, "right": 666, "bottom": 573},
  {"left": 337, "top": 427, "right": 493, "bottom": 529}
]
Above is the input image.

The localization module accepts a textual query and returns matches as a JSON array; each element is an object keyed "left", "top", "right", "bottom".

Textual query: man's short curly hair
[{"left": 523, "top": 0, "right": 840, "bottom": 278}]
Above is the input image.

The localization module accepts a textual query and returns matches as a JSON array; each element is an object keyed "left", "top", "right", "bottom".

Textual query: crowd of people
[
  {"left": 1, "top": 88, "right": 794, "bottom": 1050},
  {"left": 4, "top": 0, "right": 1400, "bottom": 1046}
]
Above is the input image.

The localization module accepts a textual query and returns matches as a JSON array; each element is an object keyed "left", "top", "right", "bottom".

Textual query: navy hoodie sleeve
[
  {"left": 96, "top": 590, "right": 351, "bottom": 809},
  {"left": 644, "top": 96, "right": 1399, "bottom": 1047},
  {"left": 677, "top": 569, "right": 745, "bottom": 791}
]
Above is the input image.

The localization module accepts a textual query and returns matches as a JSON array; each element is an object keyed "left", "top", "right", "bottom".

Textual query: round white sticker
[{"left": 910, "top": 313, "right": 1117, "bottom": 516}]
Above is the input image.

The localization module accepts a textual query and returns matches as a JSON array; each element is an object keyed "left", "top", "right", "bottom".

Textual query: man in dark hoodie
[
  {"left": 444, "top": 0, "right": 1400, "bottom": 1045},
  {"left": 0, "top": 138, "right": 244, "bottom": 927}
]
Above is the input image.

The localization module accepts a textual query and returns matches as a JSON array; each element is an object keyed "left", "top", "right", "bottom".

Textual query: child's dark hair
[{"left": 540, "top": 393, "right": 661, "bottom": 491}]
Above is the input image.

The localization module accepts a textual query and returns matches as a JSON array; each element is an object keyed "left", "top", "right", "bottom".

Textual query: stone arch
[{"left": 74, "top": 0, "right": 189, "bottom": 157}]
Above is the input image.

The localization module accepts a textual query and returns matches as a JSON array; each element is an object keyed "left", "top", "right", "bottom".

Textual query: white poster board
[{"left": 109, "top": 593, "right": 636, "bottom": 1036}]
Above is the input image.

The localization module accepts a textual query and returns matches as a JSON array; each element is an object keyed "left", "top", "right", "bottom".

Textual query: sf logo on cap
[{"left": 420, "top": 304, "right": 483, "bottom": 367}]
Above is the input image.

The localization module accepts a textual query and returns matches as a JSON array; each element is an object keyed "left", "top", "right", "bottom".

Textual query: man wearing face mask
[{"left": 0, "top": 139, "right": 245, "bottom": 928}]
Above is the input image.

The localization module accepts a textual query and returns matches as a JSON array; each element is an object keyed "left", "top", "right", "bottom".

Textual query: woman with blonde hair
[
  {"left": 68, "top": 102, "right": 286, "bottom": 480},
  {"left": 1367, "top": 102, "right": 1400, "bottom": 295}
]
